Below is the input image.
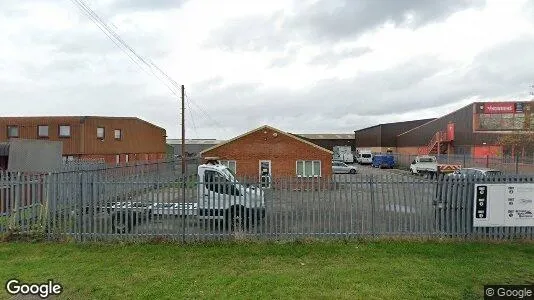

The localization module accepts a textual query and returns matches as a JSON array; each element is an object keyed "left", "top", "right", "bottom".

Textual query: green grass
[{"left": 0, "top": 241, "right": 533, "bottom": 299}]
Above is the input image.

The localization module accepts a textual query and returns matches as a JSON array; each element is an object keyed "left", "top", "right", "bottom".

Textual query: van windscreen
[{"left": 362, "top": 154, "right": 372, "bottom": 158}]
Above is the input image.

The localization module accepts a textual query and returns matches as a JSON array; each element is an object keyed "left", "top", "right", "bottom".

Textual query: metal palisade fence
[{"left": 0, "top": 162, "right": 533, "bottom": 242}]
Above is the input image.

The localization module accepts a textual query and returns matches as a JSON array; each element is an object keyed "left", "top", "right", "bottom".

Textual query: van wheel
[
  {"left": 112, "top": 213, "right": 131, "bottom": 234},
  {"left": 349, "top": 169, "right": 356, "bottom": 174},
  {"left": 226, "top": 206, "right": 246, "bottom": 231}
]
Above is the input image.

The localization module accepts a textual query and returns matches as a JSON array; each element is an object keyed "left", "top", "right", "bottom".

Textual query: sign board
[
  {"left": 473, "top": 184, "right": 534, "bottom": 227},
  {"left": 483, "top": 102, "right": 515, "bottom": 114},
  {"left": 515, "top": 102, "right": 524, "bottom": 113}
]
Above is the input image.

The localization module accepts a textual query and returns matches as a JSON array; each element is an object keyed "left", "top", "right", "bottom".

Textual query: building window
[
  {"left": 7, "top": 126, "right": 19, "bottom": 138},
  {"left": 115, "top": 154, "right": 120, "bottom": 165},
  {"left": 59, "top": 125, "right": 71, "bottom": 137},
  {"left": 114, "top": 129, "right": 122, "bottom": 140},
  {"left": 62, "top": 155, "right": 74, "bottom": 163},
  {"left": 220, "top": 160, "right": 237, "bottom": 173},
  {"left": 125, "top": 154, "right": 129, "bottom": 163},
  {"left": 97, "top": 127, "right": 105, "bottom": 139},
  {"left": 38, "top": 125, "right": 49, "bottom": 138},
  {"left": 296, "top": 160, "right": 321, "bottom": 177}
]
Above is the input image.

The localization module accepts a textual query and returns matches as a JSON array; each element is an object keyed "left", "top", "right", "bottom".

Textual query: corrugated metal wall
[
  {"left": 0, "top": 117, "right": 85, "bottom": 154},
  {"left": 0, "top": 117, "right": 166, "bottom": 157},
  {"left": 397, "top": 104, "right": 475, "bottom": 147},
  {"left": 82, "top": 117, "right": 166, "bottom": 155}
]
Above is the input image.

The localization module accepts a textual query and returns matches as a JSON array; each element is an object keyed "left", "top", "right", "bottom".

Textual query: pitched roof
[
  {"left": 296, "top": 133, "right": 355, "bottom": 139},
  {"left": 200, "top": 125, "right": 334, "bottom": 155},
  {"left": 167, "top": 139, "right": 225, "bottom": 145}
]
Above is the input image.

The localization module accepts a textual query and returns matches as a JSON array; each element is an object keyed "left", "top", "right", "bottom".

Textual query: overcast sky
[{"left": 1, "top": 0, "right": 533, "bottom": 139}]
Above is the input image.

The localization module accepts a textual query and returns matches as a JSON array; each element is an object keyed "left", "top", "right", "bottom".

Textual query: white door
[{"left": 259, "top": 160, "right": 272, "bottom": 188}]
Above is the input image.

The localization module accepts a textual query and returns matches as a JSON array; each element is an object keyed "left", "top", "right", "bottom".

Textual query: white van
[{"left": 356, "top": 150, "right": 373, "bottom": 165}]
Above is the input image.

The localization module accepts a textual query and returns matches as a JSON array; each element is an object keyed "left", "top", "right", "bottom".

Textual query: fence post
[
  {"left": 515, "top": 154, "right": 519, "bottom": 175},
  {"left": 369, "top": 175, "right": 375, "bottom": 237},
  {"left": 181, "top": 165, "right": 186, "bottom": 243}
]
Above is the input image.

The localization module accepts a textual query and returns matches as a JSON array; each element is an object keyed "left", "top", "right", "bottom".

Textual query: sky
[{"left": 1, "top": 0, "right": 533, "bottom": 139}]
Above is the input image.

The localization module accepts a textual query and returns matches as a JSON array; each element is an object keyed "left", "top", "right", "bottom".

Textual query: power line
[
  {"left": 70, "top": 0, "right": 181, "bottom": 99},
  {"left": 184, "top": 91, "right": 228, "bottom": 132},
  {"left": 70, "top": 0, "right": 228, "bottom": 135},
  {"left": 185, "top": 95, "right": 198, "bottom": 136}
]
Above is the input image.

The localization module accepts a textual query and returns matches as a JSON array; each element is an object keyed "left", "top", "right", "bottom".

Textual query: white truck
[
  {"left": 333, "top": 146, "right": 354, "bottom": 163},
  {"left": 101, "top": 158, "right": 266, "bottom": 233},
  {"left": 409, "top": 155, "right": 461, "bottom": 178},
  {"left": 356, "top": 149, "right": 373, "bottom": 165}
]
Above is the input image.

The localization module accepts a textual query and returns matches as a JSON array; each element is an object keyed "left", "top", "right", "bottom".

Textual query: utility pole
[
  {"left": 181, "top": 84, "right": 186, "bottom": 242},
  {"left": 181, "top": 84, "right": 186, "bottom": 175}
]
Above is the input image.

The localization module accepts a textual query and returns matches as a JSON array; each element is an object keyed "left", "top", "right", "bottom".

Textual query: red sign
[{"left": 483, "top": 102, "right": 515, "bottom": 114}]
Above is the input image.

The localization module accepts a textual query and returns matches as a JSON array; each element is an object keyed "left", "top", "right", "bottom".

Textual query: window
[
  {"left": 59, "top": 125, "right": 71, "bottom": 137},
  {"left": 125, "top": 154, "right": 129, "bottom": 163},
  {"left": 296, "top": 160, "right": 321, "bottom": 177},
  {"left": 204, "top": 170, "right": 239, "bottom": 195},
  {"left": 62, "top": 155, "right": 74, "bottom": 163},
  {"left": 220, "top": 160, "right": 237, "bottom": 173},
  {"left": 97, "top": 127, "right": 105, "bottom": 139},
  {"left": 38, "top": 125, "right": 49, "bottom": 137},
  {"left": 7, "top": 126, "right": 19, "bottom": 138},
  {"left": 115, "top": 154, "right": 120, "bottom": 165},
  {"left": 114, "top": 129, "right": 122, "bottom": 140}
]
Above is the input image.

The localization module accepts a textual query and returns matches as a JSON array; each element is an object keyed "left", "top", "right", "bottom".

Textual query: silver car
[{"left": 332, "top": 161, "right": 357, "bottom": 174}]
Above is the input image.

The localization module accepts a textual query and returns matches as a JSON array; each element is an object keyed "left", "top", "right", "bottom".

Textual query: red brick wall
[{"left": 202, "top": 127, "right": 332, "bottom": 179}]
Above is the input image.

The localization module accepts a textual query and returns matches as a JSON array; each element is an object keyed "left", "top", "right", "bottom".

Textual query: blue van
[{"left": 372, "top": 155, "right": 395, "bottom": 169}]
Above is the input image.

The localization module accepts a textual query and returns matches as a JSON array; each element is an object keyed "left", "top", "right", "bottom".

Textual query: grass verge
[{"left": 0, "top": 240, "right": 533, "bottom": 299}]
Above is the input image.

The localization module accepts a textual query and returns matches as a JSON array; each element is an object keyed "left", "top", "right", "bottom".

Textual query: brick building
[
  {"left": 200, "top": 125, "right": 333, "bottom": 181},
  {"left": 0, "top": 116, "right": 166, "bottom": 164}
]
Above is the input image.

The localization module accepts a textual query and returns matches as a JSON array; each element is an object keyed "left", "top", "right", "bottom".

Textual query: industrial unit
[
  {"left": 0, "top": 116, "right": 167, "bottom": 164},
  {"left": 355, "top": 101, "right": 534, "bottom": 157},
  {"left": 167, "top": 139, "right": 225, "bottom": 158},
  {"left": 200, "top": 125, "right": 333, "bottom": 181},
  {"left": 294, "top": 133, "right": 355, "bottom": 152},
  {"left": 354, "top": 118, "right": 436, "bottom": 153}
]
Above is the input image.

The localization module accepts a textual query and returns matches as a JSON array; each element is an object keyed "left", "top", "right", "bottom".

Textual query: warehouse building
[
  {"left": 294, "top": 133, "right": 355, "bottom": 152},
  {"left": 167, "top": 139, "right": 225, "bottom": 158},
  {"left": 397, "top": 101, "right": 534, "bottom": 157},
  {"left": 354, "top": 118, "right": 436, "bottom": 153},
  {"left": 0, "top": 116, "right": 167, "bottom": 165},
  {"left": 200, "top": 125, "right": 333, "bottom": 184}
]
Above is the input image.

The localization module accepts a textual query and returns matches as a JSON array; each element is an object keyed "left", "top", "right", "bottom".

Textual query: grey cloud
[
  {"left": 308, "top": 47, "right": 371, "bottom": 67},
  {"left": 206, "top": 0, "right": 486, "bottom": 53},
  {"left": 204, "top": 11, "right": 293, "bottom": 52},
  {"left": 269, "top": 47, "right": 300, "bottom": 68},
  {"left": 109, "top": 0, "right": 187, "bottom": 13},
  {"left": 289, "top": 0, "right": 486, "bottom": 43}
]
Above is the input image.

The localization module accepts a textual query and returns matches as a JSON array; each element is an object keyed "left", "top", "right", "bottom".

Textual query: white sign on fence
[{"left": 473, "top": 184, "right": 534, "bottom": 227}]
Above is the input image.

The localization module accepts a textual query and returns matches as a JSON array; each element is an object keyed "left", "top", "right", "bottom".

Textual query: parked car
[
  {"left": 448, "top": 168, "right": 503, "bottom": 178},
  {"left": 372, "top": 155, "right": 395, "bottom": 169},
  {"left": 332, "top": 161, "right": 357, "bottom": 174}
]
